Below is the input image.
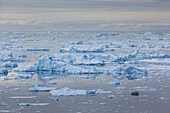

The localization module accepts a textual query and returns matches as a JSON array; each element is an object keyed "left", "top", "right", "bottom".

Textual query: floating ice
[
  {"left": 29, "top": 84, "right": 58, "bottom": 92},
  {"left": 14, "top": 88, "right": 20, "bottom": 91},
  {"left": 2, "top": 62, "right": 18, "bottom": 68},
  {"left": 16, "top": 74, "right": 32, "bottom": 79},
  {"left": 0, "top": 51, "right": 13, "bottom": 61},
  {"left": 100, "top": 102, "right": 107, "bottom": 106},
  {"left": 0, "top": 51, "right": 24, "bottom": 62},
  {"left": 17, "top": 103, "right": 50, "bottom": 106},
  {"left": 35, "top": 54, "right": 103, "bottom": 74},
  {"left": 107, "top": 67, "right": 148, "bottom": 80},
  {"left": 108, "top": 80, "right": 120, "bottom": 86},
  {"left": 26, "top": 48, "right": 50, "bottom": 51},
  {"left": 9, "top": 96, "right": 38, "bottom": 99},
  {"left": 0, "top": 90, "right": 5, "bottom": 93},
  {"left": 109, "top": 95, "right": 115, "bottom": 98},
  {"left": 60, "top": 44, "right": 106, "bottom": 53},
  {"left": 49, "top": 87, "right": 111, "bottom": 96},
  {"left": 13, "top": 66, "right": 36, "bottom": 72},
  {"left": 0, "top": 68, "right": 8, "bottom": 75},
  {"left": 0, "top": 110, "right": 16, "bottom": 112}
]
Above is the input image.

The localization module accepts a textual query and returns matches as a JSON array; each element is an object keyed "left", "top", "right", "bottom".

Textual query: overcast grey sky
[{"left": 0, "top": 0, "right": 170, "bottom": 32}]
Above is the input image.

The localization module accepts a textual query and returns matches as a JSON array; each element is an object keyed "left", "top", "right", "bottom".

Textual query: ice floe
[
  {"left": 13, "top": 66, "right": 36, "bottom": 72},
  {"left": 17, "top": 103, "right": 50, "bottom": 106},
  {"left": 9, "top": 96, "right": 38, "bottom": 99},
  {"left": 29, "top": 84, "right": 58, "bottom": 92},
  {"left": 107, "top": 67, "right": 148, "bottom": 80},
  {"left": 26, "top": 48, "right": 50, "bottom": 52},
  {"left": 49, "top": 87, "right": 111, "bottom": 96}
]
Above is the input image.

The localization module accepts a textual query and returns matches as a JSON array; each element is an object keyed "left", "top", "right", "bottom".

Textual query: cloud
[
  {"left": 0, "top": 22, "right": 170, "bottom": 32},
  {"left": 0, "top": 0, "right": 170, "bottom": 31}
]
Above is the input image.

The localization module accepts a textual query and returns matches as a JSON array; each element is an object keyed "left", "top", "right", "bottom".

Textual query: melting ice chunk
[{"left": 49, "top": 87, "right": 111, "bottom": 96}]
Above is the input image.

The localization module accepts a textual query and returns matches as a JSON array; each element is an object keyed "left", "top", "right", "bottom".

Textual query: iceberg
[{"left": 35, "top": 54, "right": 103, "bottom": 74}]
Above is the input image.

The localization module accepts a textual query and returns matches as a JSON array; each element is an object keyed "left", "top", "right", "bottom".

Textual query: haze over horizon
[{"left": 0, "top": 0, "right": 170, "bottom": 32}]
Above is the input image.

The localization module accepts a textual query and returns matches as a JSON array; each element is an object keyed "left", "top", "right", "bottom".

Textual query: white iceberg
[{"left": 35, "top": 54, "right": 103, "bottom": 74}]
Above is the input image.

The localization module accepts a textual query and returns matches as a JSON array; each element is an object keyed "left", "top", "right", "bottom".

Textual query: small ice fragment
[
  {"left": 108, "top": 81, "right": 120, "bottom": 86},
  {"left": 2, "top": 62, "right": 18, "bottom": 68},
  {"left": 17, "top": 103, "right": 51, "bottom": 106},
  {"left": 48, "top": 82, "right": 57, "bottom": 85},
  {"left": 49, "top": 97, "right": 59, "bottom": 101},
  {"left": 130, "top": 106, "right": 135, "bottom": 109},
  {"left": 0, "top": 69, "right": 8, "bottom": 75},
  {"left": 13, "top": 66, "right": 36, "bottom": 72},
  {"left": 4, "top": 77, "right": 11, "bottom": 81},
  {"left": 159, "top": 97, "right": 166, "bottom": 101},
  {"left": 100, "top": 102, "right": 107, "bottom": 106},
  {"left": 0, "top": 103, "right": 8, "bottom": 106},
  {"left": 0, "top": 110, "right": 16, "bottom": 112},
  {"left": 109, "top": 95, "right": 115, "bottom": 98},
  {"left": 16, "top": 74, "right": 32, "bottom": 79},
  {"left": 26, "top": 48, "right": 50, "bottom": 51},
  {"left": 29, "top": 85, "right": 58, "bottom": 92},
  {"left": 5, "top": 86, "right": 11, "bottom": 89},
  {"left": 14, "top": 88, "right": 20, "bottom": 91},
  {"left": 131, "top": 91, "right": 139, "bottom": 96},
  {"left": 9, "top": 96, "right": 38, "bottom": 99}
]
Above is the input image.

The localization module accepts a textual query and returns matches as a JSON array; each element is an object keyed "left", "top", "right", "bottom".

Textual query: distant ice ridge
[
  {"left": 114, "top": 49, "right": 170, "bottom": 62},
  {"left": 60, "top": 44, "right": 106, "bottom": 53},
  {"left": 50, "top": 87, "right": 111, "bottom": 96}
]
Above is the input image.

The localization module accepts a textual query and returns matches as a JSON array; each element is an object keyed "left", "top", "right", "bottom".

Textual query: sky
[{"left": 0, "top": 0, "right": 170, "bottom": 32}]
